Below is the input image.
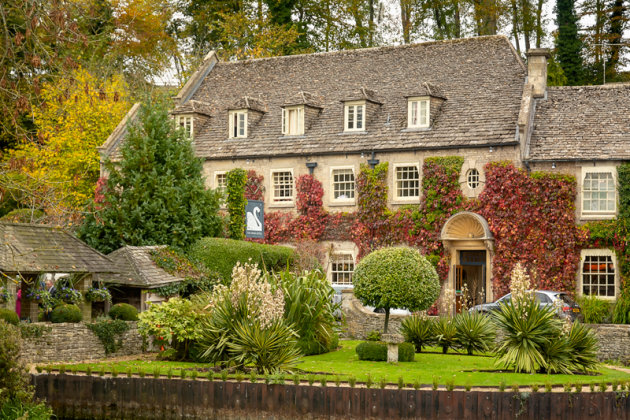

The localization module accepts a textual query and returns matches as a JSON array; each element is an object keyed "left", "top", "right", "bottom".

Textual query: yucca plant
[
  {"left": 433, "top": 317, "right": 458, "bottom": 354},
  {"left": 400, "top": 314, "right": 435, "bottom": 352},
  {"left": 227, "top": 318, "right": 301, "bottom": 374},
  {"left": 492, "top": 297, "right": 561, "bottom": 373},
  {"left": 540, "top": 334, "right": 573, "bottom": 374},
  {"left": 565, "top": 321, "right": 599, "bottom": 373},
  {"left": 454, "top": 311, "right": 496, "bottom": 355}
]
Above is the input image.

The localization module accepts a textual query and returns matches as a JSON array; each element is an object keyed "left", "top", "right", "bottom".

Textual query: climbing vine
[
  {"left": 86, "top": 319, "right": 130, "bottom": 355},
  {"left": 245, "top": 170, "right": 265, "bottom": 201},
  {"left": 226, "top": 168, "right": 248, "bottom": 240}
]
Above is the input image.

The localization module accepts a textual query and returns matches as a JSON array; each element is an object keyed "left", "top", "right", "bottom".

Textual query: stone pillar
[
  {"left": 76, "top": 274, "right": 92, "bottom": 321},
  {"left": 382, "top": 334, "right": 404, "bottom": 363}
]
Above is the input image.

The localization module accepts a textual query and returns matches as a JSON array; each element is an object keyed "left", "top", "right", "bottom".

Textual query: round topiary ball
[
  {"left": 0, "top": 308, "right": 19, "bottom": 325},
  {"left": 50, "top": 304, "right": 83, "bottom": 323},
  {"left": 109, "top": 303, "right": 139, "bottom": 321},
  {"left": 353, "top": 247, "right": 440, "bottom": 323}
]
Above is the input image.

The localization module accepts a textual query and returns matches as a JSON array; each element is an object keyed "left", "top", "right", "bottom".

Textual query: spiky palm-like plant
[
  {"left": 400, "top": 314, "right": 435, "bottom": 352},
  {"left": 433, "top": 316, "right": 458, "bottom": 354},
  {"left": 454, "top": 311, "right": 496, "bottom": 356},
  {"left": 566, "top": 321, "right": 599, "bottom": 372}
]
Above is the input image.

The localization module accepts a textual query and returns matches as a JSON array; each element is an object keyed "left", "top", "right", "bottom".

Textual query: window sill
[
  {"left": 338, "top": 131, "right": 368, "bottom": 135},
  {"left": 278, "top": 134, "right": 306, "bottom": 139},
  {"left": 329, "top": 201, "right": 356, "bottom": 207},
  {"left": 401, "top": 127, "right": 431, "bottom": 132},
  {"left": 580, "top": 213, "right": 617, "bottom": 222},
  {"left": 268, "top": 202, "right": 294, "bottom": 209},
  {"left": 392, "top": 199, "right": 421, "bottom": 205}
]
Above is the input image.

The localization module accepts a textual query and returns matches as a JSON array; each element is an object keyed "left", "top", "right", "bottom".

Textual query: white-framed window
[
  {"left": 330, "top": 253, "right": 355, "bottom": 285},
  {"left": 582, "top": 168, "right": 616, "bottom": 214},
  {"left": 271, "top": 170, "right": 294, "bottom": 203},
  {"left": 176, "top": 115, "right": 193, "bottom": 139},
  {"left": 331, "top": 168, "right": 355, "bottom": 202},
  {"left": 228, "top": 110, "right": 247, "bottom": 138},
  {"left": 407, "top": 97, "right": 430, "bottom": 128},
  {"left": 344, "top": 101, "right": 366, "bottom": 132},
  {"left": 466, "top": 168, "right": 480, "bottom": 189},
  {"left": 281, "top": 106, "right": 304, "bottom": 136},
  {"left": 214, "top": 172, "right": 227, "bottom": 195},
  {"left": 394, "top": 164, "right": 420, "bottom": 200},
  {"left": 580, "top": 249, "right": 618, "bottom": 299}
]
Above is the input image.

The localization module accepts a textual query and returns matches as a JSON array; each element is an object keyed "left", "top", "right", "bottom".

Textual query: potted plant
[
  {"left": 0, "top": 286, "right": 8, "bottom": 303},
  {"left": 84, "top": 286, "right": 112, "bottom": 303},
  {"left": 26, "top": 288, "right": 55, "bottom": 310},
  {"left": 51, "top": 286, "right": 83, "bottom": 305}
]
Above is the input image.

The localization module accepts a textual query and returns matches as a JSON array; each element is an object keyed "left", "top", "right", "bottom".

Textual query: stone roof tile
[{"left": 106, "top": 246, "right": 183, "bottom": 288}]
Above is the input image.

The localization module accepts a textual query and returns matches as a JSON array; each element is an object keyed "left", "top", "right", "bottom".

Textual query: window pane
[
  {"left": 356, "top": 105, "right": 363, "bottom": 129},
  {"left": 331, "top": 254, "right": 355, "bottom": 285},
  {"left": 582, "top": 254, "right": 615, "bottom": 297},
  {"left": 273, "top": 171, "right": 293, "bottom": 202},
  {"left": 411, "top": 101, "right": 417, "bottom": 126},
  {"left": 583, "top": 172, "right": 615, "bottom": 212},
  {"left": 420, "top": 100, "right": 428, "bottom": 126},
  {"left": 396, "top": 166, "right": 420, "bottom": 198},
  {"left": 333, "top": 169, "right": 355, "bottom": 199},
  {"left": 347, "top": 106, "right": 354, "bottom": 129}
]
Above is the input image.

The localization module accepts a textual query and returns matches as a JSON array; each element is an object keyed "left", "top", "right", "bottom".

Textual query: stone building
[{"left": 101, "top": 35, "right": 630, "bottom": 306}]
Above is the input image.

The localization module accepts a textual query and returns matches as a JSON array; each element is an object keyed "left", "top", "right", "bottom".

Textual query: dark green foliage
[
  {"left": 353, "top": 247, "right": 440, "bottom": 333},
  {"left": 400, "top": 314, "right": 435, "bottom": 352},
  {"left": 355, "top": 341, "right": 387, "bottom": 361},
  {"left": 577, "top": 295, "right": 613, "bottom": 324},
  {"left": 398, "top": 342, "right": 415, "bottom": 362},
  {"left": 0, "top": 308, "right": 19, "bottom": 325},
  {"left": 188, "top": 237, "right": 296, "bottom": 282},
  {"left": 150, "top": 246, "right": 220, "bottom": 297},
  {"left": 454, "top": 311, "right": 496, "bottom": 355},
  {"left": 108, "top": 303, "right": 138, "bottom": 321},
  {"left": 78, "top": 102, "right": 221, "bottom": 254},
  {"left": 555, "top": 0, "right": 583, "bottom": 85},
  {"left": 366, "top": 330, "right": 381, "bottom": 341},
  {"left": 433, "top": 317, "right": 458, "bottom": 354},
  {"left": 277, "top": 269, "right": 340, "bottom": 355},
  {"left": 566, "top": 322, "right": 599, "bottom": 372},
  {"left": 226, "top": 168, "right": 247, "bottom": 240},
  {"left": 86, "top": 319, "right": 130, "bottom": 355},
  {"left": 50, "top": 304, "right": 82, "bottom": 323}
]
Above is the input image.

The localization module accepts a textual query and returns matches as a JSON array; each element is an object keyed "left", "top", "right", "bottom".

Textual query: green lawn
[{"left": 43, "top": 340, "right": 630, "bottom": 388}]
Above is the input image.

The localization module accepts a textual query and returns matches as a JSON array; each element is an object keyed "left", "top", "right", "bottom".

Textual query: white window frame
[
  {"left": 330, "top": 167, "right": 356, "bottom": 205},
  {"left": 407, "top": 97, "right": 430, "bottom": 128},
  {"left": 344, "top": 101, "right": 366, "bottom": 132},
  {"left": 581, "top": 167, "right": 617, "bottom": 218},
  {"left": 270, "top": 169, "right": 294, "bottom": 205},
  {"left": 578, "top": 249, "right": 618, "bottom": 300},
  {"left": 176, "top": 115, "right": 194, "bottom": 139},
  {"left": 281, "top": 105, "right": 305, "bottom": 136},
  {"left": 214, "top": 171, "right": 227, "bottom": 194},
  {"left": 466, "top": 168, "right": 480, "bottom": 189},
  {"left": 393, "top": 163, "right": 421, "bottom": 202},
  {"left": 228, "top": 109, "right": 247, "bottom": 138},
  {"left": 329, "top": 253, "right": 355, "bottom": 286}
]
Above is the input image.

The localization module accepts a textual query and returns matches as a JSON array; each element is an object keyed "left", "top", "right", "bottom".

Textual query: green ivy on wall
[{"left": 226, "top": 168, "right": 248, "bottom": 240}]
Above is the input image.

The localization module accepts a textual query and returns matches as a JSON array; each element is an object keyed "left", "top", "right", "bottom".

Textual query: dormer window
[
  {"left": 176, "top": 115, "right": 194, "bottom": 138},
  {"left": 344, "top": 101, "right": 365, "bottom": 132},
  {"left": 228, "top": 110, "right": 247, "bottom": 138},
  {"left": 407, "top": 97, "right": 430, "bottom": 128},
  {"left": 282, "top": 106, "right": 304, "bottom": 136}
]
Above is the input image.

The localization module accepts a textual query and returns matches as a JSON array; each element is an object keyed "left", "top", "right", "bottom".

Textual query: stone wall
[
  {"left": 21, "top": 321, "right": 144, "bottom": 364},
  {"left": 587, "top": 323, "right": 630, "bottom": 364},
  {"left": 341, "top": 290, "right": 406, "bottom": 338}
]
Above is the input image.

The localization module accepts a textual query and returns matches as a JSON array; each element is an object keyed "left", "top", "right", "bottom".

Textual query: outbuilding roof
[
  {"left": 0, "top": 223, "right": 117, "bottom": 274},
  {"left": 528, "top": 84, "right": 630, "bottom": 161},
  {"left": 106, "top": 246, "right": 183, "bottom": 288},
  {"left": 184, "top": 35, "right": 526, "bottom": 159}
]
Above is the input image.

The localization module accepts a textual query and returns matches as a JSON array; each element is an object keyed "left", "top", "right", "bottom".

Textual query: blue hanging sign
[{"left": 245, "top": 200, "right": 264, "bottom": 239}]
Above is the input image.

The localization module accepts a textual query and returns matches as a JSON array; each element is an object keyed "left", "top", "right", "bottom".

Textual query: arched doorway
[{"left": 440, "top": 212, "right": 494, "bottom": 312}]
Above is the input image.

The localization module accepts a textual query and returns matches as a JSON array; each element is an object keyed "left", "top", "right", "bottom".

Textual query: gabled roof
[
  {"left": 189, "top": 35, "right": 526, "bottom": 159},
  {"left": 171, "top": 99, "right": 213, "bottom": 116},
  {"left": 106, "top": 246, "right": 183, "bottom": 288},
  {"left": 0, "top": 223, "right": 117, "bottom": 274},
  {"left": 98, "top": 102, "right": 141, "bottom": 163},
  {"left": 228, "top": 96, "right": 267, "bottom": 113},
  {"left": 283, "top": 91, "right": 324, "bottom": 108},
  {"left": 528, "top": 84, "right": 630, "bottom": 160}
]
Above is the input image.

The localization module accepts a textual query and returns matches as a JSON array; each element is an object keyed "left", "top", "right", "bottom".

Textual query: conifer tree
[
  {"left": 79, "top": 103, "right": 221, "bottom": 254},
  {"left": 555, "top": 0, "right": 584, "bottom": 85}
]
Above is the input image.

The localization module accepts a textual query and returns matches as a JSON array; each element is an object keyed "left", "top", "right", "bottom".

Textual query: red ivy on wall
[
  {"left": 477, "top": 162, "right": 587, "bottom": 297},
  {"left": 245, "top": 170, "right": 264, "bottom": 201}
]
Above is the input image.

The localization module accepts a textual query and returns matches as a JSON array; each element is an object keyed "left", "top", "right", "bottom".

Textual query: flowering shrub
[
  {"left": 51, "top": 286, "right": 83, "bottom": 305},
  {"left": 26, "top": 288, "right": 54, "bottom": 310},
  {"left": 0, "top": 286, "right": 9, "bottom": 303},
  {"left": 84, "top": 286, "right": 112, "bottom": 303}
]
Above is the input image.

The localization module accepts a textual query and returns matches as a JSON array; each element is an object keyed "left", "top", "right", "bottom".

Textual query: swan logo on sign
[{"left": 245, "top": 200, "right": 264, "bottom": 239}]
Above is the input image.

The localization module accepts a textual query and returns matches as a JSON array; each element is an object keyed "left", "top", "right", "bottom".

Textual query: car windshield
[{"left": 558, "top": 293, "right": 577, "bottom": 306}]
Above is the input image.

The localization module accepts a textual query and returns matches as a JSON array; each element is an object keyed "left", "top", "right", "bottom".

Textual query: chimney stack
[{"left": 526, "top": 49, "right": 550, "bottom": 98}]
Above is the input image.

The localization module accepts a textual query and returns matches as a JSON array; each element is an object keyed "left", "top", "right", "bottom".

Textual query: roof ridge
[
  {"left": 215, "top": 35, "right": 512, "bottom": 66},
  {"left": 548, "top": 83, "right": 630, "bottom": 90}
]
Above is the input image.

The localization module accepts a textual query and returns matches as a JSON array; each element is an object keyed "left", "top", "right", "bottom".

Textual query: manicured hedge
[
  {"left": 109, "top": 303, "right": 138, "bottom": 321},
  {"left": 188, "top": 237, "right": 296, "bottom": 282},
  {"left": 398, "top": 342, "right": 415, "bottom": 362},
  {"left": 0, "top": 308, "right": 19, "bottom": 325},
  {"left": 51, "top": 304, "right": 82, "bottom": 323},
  {"left": 356, "top": 341, "right": 415, "bottom": 362}
]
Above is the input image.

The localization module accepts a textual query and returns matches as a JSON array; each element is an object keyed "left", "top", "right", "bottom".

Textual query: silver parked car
[{"left": 469, "top": 290, "right": 583, "bottom": 321}]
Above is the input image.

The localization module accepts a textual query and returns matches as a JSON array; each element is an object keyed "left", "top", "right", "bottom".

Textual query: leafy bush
[
  {"left": 0, "top": 308, "right": 19, "bottom": 325},
  {"left": 188, "top": 237, "right": 296, "bottom": 282},
  {"left": 108, "top": 303, "right": 138, "bottom": 321},
  {"left": 366, "top": 330, "right": 381, "bottom": 341},
  {"left": 355, "top": 341, "right": 387, "bottom": 361},
  {"left": 454, "top": 311, "right": 496, "bottom": 355},
  {"left": 398, "top": 342, "right": 415, "bottom": 362},
  {"left": 138, "top": 298, "right": 206, "bottom": 360},
  {"left": 353, "top": 247, "right": 440, "bottom": 333},
  {"left": 433, "top": 317, "right": 458, "bottom": 354},
  {"left": 50, "top": 304, "right": 82, "bottom": 323},
  {"left": 150, "top": 247, "right": 220, "bottom": 297},
  {"left": 613, "top": 293, "right": 630, "bottom": 324},
  {"left": 400, "top": 314, "right": 435, "bottom": 352},
  {"left": 577, "top": 295, "right": 612, "bottom": 324},
  {"left": 86, "top": 318, "right": 130, "bottom": 355},
  {"left": 276, "top": 269, "right": 340, "bottom": 355}
]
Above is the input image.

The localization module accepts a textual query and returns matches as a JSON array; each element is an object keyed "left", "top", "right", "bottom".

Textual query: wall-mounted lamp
[
  {"left": 489, "top": 146, "right": 494, "bottom": 153},
  {"left": 367, "top": 151, "right": 379, "bottom": 169},
  {"left": 551, "top": 162, "right": 556, "bottom": 169},
  {"left": 305, "top": 162, "right": 318, "bottom": 175}
]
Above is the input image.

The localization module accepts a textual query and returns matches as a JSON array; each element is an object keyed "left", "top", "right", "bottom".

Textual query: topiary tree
[
  {"left": 353, "top": 247, "right": 440, "bottom": 333},
  {"left": 78, "top": 101, "right": 222, "bottom": 254}
]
